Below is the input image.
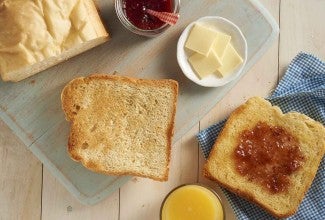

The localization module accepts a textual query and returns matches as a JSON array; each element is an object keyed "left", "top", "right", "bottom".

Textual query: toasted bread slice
[
  {"left": 61, "top": 74, "right": 178, "bottom": 181},
  {"left": 204, "top": 97, "right": 325, "bottom": 218}
]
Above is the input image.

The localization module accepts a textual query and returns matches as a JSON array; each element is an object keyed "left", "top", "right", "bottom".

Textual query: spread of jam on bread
[
  {"left": 122, "top": 0, "right": 173, "bottom": 30},
  {"left": 233, "top": 122, "right": 305, "bottom": 193}
]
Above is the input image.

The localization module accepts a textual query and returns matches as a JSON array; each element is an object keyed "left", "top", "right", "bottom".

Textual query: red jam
[
  {"left": 122, "top": 0, "right": 173, "bottom": 30},
  {"left": 233, "top": 122, "right": 305, "bottom": 193}
]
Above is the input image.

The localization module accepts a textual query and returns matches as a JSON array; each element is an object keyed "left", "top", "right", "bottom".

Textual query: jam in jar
[
  {"left": 233, "top": 122, "right": 305, "bottom": 193},
  {"left": 122, "top": 0, "right": 173, "bottom": 30}
]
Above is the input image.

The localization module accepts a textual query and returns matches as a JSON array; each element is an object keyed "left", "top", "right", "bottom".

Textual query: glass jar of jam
[{"left": 115, "top": 0, "right": 180, "bottom": 37}]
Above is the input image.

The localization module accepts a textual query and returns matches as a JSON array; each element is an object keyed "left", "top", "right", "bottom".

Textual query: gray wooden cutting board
[{"left": 0, "top": 0, "right": 278, "bottom": 205}]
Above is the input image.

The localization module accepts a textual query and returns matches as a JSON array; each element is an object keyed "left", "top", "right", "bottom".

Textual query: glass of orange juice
[{"left": 160, "top": 184, "right": 225, "bottom": 220}]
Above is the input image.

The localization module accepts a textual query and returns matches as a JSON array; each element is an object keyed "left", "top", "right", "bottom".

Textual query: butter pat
[
  {"left": 188, "top": 51, "right": 222, "bottom": 79},
  {"left": 217, "top": 44, "right": 243, "bottom": 77},
  {"left": 213, "top": 32, "right": 231, "bottom": 58},
  {"left": 185, "top": 24, "right": 218, "bottom": 56},
  {"left": 184, "top": 23, "right": 243, "bottom": 80}
]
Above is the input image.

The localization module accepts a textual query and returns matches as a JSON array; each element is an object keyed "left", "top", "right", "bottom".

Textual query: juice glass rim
[{"left": 160, "top": 183, "right": 226, "bottom": 220}]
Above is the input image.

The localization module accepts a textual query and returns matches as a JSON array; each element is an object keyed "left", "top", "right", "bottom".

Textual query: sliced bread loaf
[
  {"left": 0, "top": 0, "right": 109, "bottom": 82},
  {"left": 61, "top": 74, "right": 178, "bottom": 181},
  {"left": 204, "top": 97, "right": 325, "bottom": 218}
]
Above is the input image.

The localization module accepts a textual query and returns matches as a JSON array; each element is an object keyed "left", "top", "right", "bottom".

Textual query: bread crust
[
  {"left": 0, "top": 0, "right": 109, "bottom": 82},
  {"left": 203, "top": 97, "right": 325, "bottom": 218},
  {"left": 203, "top": 170, "right": 298, "bottom": 218},
  {"left": 61, "top": 73, "right": 178, "bottom": 181},
  {"left": 84, "top": 0, "right": 110, "bottom": 38}
]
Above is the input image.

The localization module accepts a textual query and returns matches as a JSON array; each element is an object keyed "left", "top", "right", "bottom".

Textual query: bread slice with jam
[{"left": 204, "top": 97, "right": 325, "bottom": 218}]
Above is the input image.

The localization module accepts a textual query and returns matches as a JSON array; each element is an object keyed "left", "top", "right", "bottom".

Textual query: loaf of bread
[
  {"left": 0, "top": 0, "right": 109, "bottom": 82},
  {"left": 204, "top": 97, "right": 325, "bottom": 218},
  {"left": 61, "top": 74, "right": 178, "bottom": 181}
]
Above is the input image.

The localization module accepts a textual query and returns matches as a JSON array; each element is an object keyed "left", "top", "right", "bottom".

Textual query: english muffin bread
[
  {"left": 204, "top": 97, "right": 325, "bottom": 218},
  {"left": 0, "top": 0, "right": 109, "bottom": 82},
  {"left": 61, "top": 74, "right": 178, "bottom": 181}
]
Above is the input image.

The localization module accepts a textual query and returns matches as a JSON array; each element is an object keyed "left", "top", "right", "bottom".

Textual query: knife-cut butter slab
[
  {"left": 213, "top": 32, "right": 232, "bottom": 58},
  {"left": 217, "top": 44, "right": 243, "bottom": 77},
  {"left": 185, "top": 24, "right": 218, "bottom": 56},
  {"left": 188, "top": 51, "right": 222, "bottom": 79}
]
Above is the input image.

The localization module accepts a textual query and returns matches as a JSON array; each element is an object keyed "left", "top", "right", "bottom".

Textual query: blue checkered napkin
[{"left": 197, "top": 52, "right": 325, "bottom": 220}]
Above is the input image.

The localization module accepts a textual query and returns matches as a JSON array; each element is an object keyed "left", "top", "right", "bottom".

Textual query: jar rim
[{"left": 115, "top": 0, "right": 181, "bottom": 37}]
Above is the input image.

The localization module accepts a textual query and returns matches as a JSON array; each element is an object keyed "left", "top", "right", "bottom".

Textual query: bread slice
[
  {"left": 204, "top": 97, "right": 325, "bottom": 218},
  {"left": 61, "top": 74, "right": 178, "bottom": 181},
  {"left": 0, "top": 0, "right": 109, "bottom": 82}
]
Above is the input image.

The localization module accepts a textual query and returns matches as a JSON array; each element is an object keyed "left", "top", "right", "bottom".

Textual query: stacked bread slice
[{"left": 61, "top": 74, "right": 178, "bottom": 181}]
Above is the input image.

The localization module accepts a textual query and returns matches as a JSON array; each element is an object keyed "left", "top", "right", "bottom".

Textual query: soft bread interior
[{"left": 0, "top": 0, "right": 108, "bottom": 82}]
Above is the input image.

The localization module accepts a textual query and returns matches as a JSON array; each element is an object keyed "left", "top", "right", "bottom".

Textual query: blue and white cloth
[{"left": 197, "top": 52, "right": 325, "bottom": 219}]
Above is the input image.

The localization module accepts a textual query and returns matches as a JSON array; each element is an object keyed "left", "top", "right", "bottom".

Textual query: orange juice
[{"left": 161, "top": 184, "right": 224, "bottom": 220}]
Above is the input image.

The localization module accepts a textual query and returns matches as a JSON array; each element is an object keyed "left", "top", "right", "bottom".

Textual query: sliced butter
[
  {"left": 217, "top": 44, "right": 243, "bottom": 77},
  {"left": 213, "top": 32, "right": 231, "bottom": 58},
  {"left": 185, "top": 24, "right": 218, "bottom": 56},
  {"left": 188, "top": 50, "right": 222, "bottom": 79}
]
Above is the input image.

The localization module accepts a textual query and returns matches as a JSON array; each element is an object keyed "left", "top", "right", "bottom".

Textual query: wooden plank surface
[
  {"left": 1, "top": 0, "right": 325, "bottom": 219},
  {"left": 279, "top": 0, "right": 325, "bottom": 74},
  {"left": 41, "top": 168, "right": 119, "bottom": 220},
  {"left": 0, "top": 121, "right": 42, "bottom": 220}
]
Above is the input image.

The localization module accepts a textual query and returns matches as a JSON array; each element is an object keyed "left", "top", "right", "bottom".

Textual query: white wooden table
[{"left": 1, "top": 0, "right": 325, "bottom": 219}]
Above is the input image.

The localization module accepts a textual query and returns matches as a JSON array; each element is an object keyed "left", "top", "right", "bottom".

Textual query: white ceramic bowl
[{"left": 177, "top": 16, "right": 248, "bottom": 87}]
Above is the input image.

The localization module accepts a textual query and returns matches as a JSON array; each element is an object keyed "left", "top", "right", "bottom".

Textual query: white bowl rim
[{"left": 177, "top": 16, "right": 248, "bottom": 87}]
